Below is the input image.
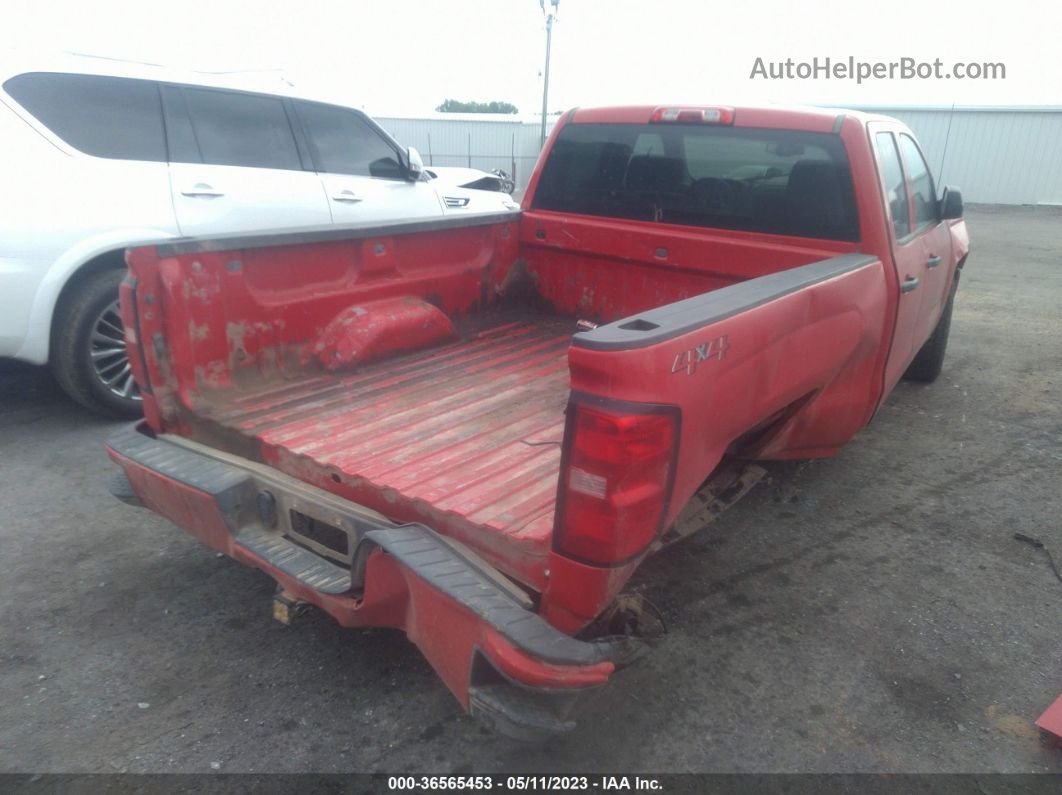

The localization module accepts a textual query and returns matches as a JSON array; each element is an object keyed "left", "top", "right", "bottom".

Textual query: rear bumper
[{"left": 106, "top": 424, "right": 622, "bottom": 736}]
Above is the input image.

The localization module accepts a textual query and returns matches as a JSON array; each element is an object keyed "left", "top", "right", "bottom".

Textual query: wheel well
[{"left": 49, "top": 250, "right": 127, "bottom": 355}]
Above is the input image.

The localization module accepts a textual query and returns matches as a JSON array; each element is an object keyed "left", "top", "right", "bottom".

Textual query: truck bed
[
  {"left": 188, "top": 314, "right": 573, "bottom": 583},
  {"left": 120, "top": 212, "right": 875, "bottom": 593}
]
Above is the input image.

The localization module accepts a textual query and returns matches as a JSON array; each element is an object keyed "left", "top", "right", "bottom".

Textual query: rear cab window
[
  {"left": 532, "top": 122, "right": 859, "bottom": 241},
  {"left": 2, "top": 72, "right": 166, "bottom": 162}
]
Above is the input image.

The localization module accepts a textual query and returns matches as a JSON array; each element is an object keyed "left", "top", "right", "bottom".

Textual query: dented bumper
[{"left": 105, "top": 424, "right": 622, "bottom": 737}]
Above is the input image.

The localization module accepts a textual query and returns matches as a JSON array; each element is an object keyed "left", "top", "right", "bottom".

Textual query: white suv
[{"left": 0, "top": 55, "right": 515, "bottom": 417}]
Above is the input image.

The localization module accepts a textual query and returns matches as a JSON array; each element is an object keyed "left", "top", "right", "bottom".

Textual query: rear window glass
[
  {"left": 3, "top": 72, "right": 166, "bottom": 162},
  {"left": 533, "top": 122, "right": 859, "bottom": 241}
]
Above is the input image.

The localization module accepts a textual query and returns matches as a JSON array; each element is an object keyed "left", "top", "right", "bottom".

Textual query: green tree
[{"left": 436, "top": 99, "right": 518, "bottom": 114}]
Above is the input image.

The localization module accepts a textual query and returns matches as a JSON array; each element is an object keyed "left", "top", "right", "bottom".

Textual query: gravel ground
[{"left": 0, "top": 205, "right": 1060, "bottom": 774}]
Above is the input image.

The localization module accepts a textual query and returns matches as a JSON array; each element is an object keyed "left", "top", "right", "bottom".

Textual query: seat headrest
[
  {"left": 597, "top": 142, "right": 633, "bottom": 189},
  {"left": 785, "top": 160, "right": 856, "bottom": 238}
]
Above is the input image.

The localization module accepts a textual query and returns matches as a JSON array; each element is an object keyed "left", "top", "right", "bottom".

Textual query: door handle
[
  {"left": 330, "top": 190, "right": 362, "bottom": 203},
  {"left": 180, "top": 183, "right": 224, "bottom": 197},
  {"left": 926, "top": 255, "right": 942, "bottom": 269},
  {"left": 901, "top": 276, "right": 920, "bottom": 293}
]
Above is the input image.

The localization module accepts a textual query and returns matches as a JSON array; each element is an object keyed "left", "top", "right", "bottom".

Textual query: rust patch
[
  {"left": 194, "top": 360, "right": 230, "bottom": 392},
  {"left": 181, "top": 277, "right": 214, "bottom": 305},
  {"left": 188, "top": 321, "right": 209, "bottom": 342},
  {"left": 226, "top": 321, "right": 251, "bottom": 350}
]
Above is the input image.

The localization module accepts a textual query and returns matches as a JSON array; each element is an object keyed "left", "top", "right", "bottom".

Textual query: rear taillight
[{"left": 555, "top": 402, "right": 679, "bottom": 566}]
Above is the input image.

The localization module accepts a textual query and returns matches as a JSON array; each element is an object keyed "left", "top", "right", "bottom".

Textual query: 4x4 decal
[{"left": 671, "top": 335, "right": 730, "bottom": 375}]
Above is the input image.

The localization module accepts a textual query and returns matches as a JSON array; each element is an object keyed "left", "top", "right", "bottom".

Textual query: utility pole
[{"left": 539, "top": 0, "right": 559, "bottom": 146}]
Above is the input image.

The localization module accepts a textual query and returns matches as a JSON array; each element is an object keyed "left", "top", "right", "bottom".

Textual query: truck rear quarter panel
[{"left": 567, "top": 254, "right": 888, "bottom": 523}]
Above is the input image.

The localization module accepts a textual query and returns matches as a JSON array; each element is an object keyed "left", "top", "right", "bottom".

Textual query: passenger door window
[
  {"left": 873, "top": 132, "right": 911, "bottom": 239},
  {"left": 179, "top": 87, "right": 302, "bottom": 171},
  {"left": 293, "top": 100, "right": 444, "bottom": 225},
  {"left": 295, "top": 101, "right": 403, "bottom": 179},
  {"left": 898, "top": 134, "right": 939, "bottom": 231}
]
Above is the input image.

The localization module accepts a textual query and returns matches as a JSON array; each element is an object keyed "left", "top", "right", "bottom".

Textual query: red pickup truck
[{"left": 106, "top": 104, "right": 969, "bottom": 737}]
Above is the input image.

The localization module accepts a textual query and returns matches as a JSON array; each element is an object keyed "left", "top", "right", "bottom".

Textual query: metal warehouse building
[
  {"left": 856, "top": 106, "right": 1062, "bottom": 205},
  {"left": 378, "top": 106, "right": 1062, "bottom": 205}
]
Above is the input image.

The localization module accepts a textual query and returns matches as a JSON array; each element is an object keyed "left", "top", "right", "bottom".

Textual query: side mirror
[
  {"left": 405, "top": 146, "right": 424, "bottom": 181},
  {"left": 940, "top": 186, "right": 963, "bottom": 220}
]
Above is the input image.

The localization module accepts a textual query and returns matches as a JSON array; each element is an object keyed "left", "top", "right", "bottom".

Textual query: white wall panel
[{"left": 865, "top": 107, "right": 1062, "bottom": 205}]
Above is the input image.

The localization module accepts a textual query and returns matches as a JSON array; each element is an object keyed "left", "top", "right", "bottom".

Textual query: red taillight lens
[{"left": 555, "top": 403, "right": 678, "bottom": 566}]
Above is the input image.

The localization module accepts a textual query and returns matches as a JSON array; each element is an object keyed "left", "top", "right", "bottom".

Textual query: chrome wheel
[{"left": 90, "top": 299, "right": 140, "bottom": 401}]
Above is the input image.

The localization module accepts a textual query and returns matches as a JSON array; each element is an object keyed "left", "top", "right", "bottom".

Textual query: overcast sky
[{"left": 6, "top": 0, "right": 1058, "bottom": 117}]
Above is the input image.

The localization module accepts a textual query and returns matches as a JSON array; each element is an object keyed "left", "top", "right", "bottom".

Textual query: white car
[
  {"left": 424, "top": 166, "right": 518, "bottom": 211},
  {"left": 0, "top": 54, "right": 515, "bottom": 417},
  {"left": 426, "top": 163, "right": 518, "bottom": 201}
]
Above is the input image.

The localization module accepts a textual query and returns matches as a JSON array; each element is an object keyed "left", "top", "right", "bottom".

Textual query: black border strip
[
  {"left": 151, "top": 211, "right": 520, "bottom": 257},
  {"left": 2, "top": 774, "right": 1060, "bottom": 792},
  {"left": 572, "top": 252, "right": 879, "bottom": 351}
]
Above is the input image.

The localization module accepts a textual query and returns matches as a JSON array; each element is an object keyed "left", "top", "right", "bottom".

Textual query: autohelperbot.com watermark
[{"left": 750, "top": 56, "right": 1006, "bottom": 83}]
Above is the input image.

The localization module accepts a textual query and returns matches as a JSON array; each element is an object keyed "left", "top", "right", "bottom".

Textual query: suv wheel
[{"left": 51, "top": 269, "right": 143, "bottom": 418}]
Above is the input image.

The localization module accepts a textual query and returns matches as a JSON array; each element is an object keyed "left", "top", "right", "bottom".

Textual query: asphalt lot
[{"left": 0, "top": 205, "right": 1060, "bottom": 774}]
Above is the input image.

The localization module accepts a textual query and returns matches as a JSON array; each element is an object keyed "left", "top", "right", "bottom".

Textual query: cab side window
[
  {"left": 873, "top": 132, "right": 910, "bottom": 240},
  {"left": 898, "top": 134, "right": 939, "bottom": 230},
  {"left": 295, "top": 101, "right": 403, "bottom": 179},
  {"left": 3, "top": 72, "right": 166, "bottom": 162}
]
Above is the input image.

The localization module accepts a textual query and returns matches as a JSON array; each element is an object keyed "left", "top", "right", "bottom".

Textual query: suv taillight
[{"left": 555, "top": 402, "right": 679, "bottom": 566}]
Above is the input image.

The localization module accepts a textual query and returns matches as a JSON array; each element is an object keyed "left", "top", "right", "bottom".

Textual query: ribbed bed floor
[{"left": 194, "top": 318, "right": 573, "bottom": 566}]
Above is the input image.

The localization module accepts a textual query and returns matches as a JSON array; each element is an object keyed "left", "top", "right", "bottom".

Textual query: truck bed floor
[{"left": 191, "top": 316, "right": 573, "bottom": 583}]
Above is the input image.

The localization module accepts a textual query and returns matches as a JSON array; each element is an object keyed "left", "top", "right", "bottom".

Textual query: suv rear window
[
  {"left": 3, "top": 72, "right": 166, "bottom": 162},
  {"left": 532, "top": 123, "right": 859, "bottom": 241}
]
